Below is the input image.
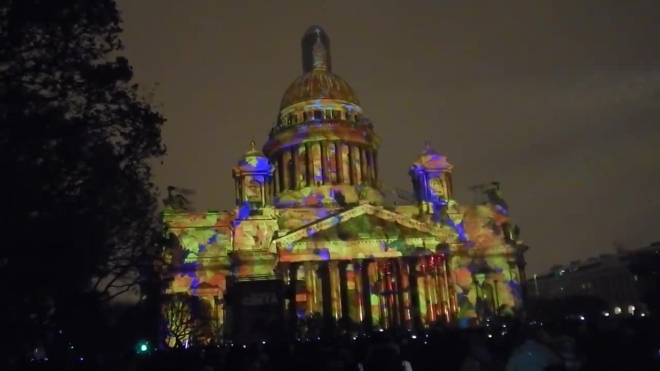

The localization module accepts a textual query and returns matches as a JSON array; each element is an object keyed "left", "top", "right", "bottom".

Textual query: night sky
[{"left": 116, "top": 0, "right": 660, "bottom": 275}]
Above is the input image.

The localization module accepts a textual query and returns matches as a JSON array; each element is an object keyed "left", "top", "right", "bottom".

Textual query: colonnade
[
  {"left": 271, "top": 140, "right": 378, "bottom": 194},
  {"left": 281, "top": 255, "right": 457, "bottom": 330}
]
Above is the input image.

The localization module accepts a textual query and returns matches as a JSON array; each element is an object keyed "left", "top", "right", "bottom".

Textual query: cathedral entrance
[{"left": 229, "top": 279, "right": 285, "bottom": 344}]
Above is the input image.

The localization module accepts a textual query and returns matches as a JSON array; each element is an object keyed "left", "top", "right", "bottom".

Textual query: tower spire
[
  {"left": 312, "top": 28, "right": 329, "bottom": 71},
  {"left": 301, "top": 26, "right": 332, "bottom": 73}
]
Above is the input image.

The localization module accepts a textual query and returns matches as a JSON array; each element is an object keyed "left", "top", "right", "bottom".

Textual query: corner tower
[
  {"left": 263, "top": 26, "right": 382, "bottom": 207},
  {"left": 232, "top": 141, "right": 275, "bottom": 209},
  {"left": 409, "top": 141, "right": 454, "bottom": 215}
]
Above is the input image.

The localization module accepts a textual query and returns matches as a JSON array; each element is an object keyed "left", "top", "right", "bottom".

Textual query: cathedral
[{"left": 162, "top": 26, "right": 528, "bottom": 344}]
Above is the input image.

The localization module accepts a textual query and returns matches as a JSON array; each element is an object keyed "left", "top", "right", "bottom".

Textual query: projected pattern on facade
[{"left": 162, "top": 26, "right": 528, "bottom": 344}]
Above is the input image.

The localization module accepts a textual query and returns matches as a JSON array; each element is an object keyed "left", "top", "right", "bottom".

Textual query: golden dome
[
  {"left": 279, "top": 70, "right": 360, "bottom": 109},
  {"left": 279, "top": 26, "right": 360, "bottom": 110}
]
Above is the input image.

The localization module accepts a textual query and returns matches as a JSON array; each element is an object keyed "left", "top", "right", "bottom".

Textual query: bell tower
[
  {"left": 232, "top": 141, "right": 275, "bottom": 210},
  {"left": 409, "top": 141, "right": 454, "bottom": 216}
]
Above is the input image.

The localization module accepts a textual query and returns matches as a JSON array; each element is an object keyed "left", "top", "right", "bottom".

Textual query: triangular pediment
[
  {"left": 298, "top": 213, "right": 435, "bottom": 242},
  {"left": 274, "top": 204, "right": 458, "bottom": 249}
]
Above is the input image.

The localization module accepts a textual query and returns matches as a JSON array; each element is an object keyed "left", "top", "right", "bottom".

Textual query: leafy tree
[{"left": 0, "top": 0, "right": 166, "bottom": 356}]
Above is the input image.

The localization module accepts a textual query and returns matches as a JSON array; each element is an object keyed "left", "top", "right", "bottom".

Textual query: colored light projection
[
  {"left": 450, "top": 204, "right": 522, "bottom": 318},
  {"left": 286, "top": 259, "right": 413, "bottom": 329},
  {"left": 163, "top": 211, "right": 233, "bottom": 344},
  {"left": 279, "top": 70, "right": 360, "bottom": 110},
  {"left": 164, "top": 212, "right": 233, "bottom": 291},
  {"left": 163, "top": 197, "right": 523, "bottom": 331},
  {"left": 161, "top": 25, "right": 529, "bottom": 343},
  {"left": 276, "top": 204, "right": 459, "bottom": 262}
]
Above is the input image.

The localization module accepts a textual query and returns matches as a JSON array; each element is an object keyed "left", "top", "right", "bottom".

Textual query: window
[{"left": 246, "top": 180, "right": 262, "bottom": 202}]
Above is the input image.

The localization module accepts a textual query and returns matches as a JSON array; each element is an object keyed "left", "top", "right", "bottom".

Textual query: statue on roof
[
  {"left": 163, "top": 186, "right": 195, "bottom": 212},
  {"left": 484, "top": 181, "right": 509, "bottom": 213},
  {"left": 482, "top": 182, "right": 522, "bottom": 242}
]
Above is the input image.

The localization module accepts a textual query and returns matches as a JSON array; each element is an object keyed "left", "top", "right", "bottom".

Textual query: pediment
[{"left": 274, "top": 204, "right": 458, "bottom": 249}]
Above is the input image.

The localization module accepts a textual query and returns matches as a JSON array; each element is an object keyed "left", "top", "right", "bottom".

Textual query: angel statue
[{"left": 162, "top": 186, "right": 196, "bottom": 212}]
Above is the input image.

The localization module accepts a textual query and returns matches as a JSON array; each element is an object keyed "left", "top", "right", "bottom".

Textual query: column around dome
[{"left": 266, "top": 140, "right": 379, "bottom": 192}]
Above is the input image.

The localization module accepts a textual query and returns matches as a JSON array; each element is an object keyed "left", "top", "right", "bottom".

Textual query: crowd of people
[{"left": 16, "top": 317, "right": 660, "bottom": 371}]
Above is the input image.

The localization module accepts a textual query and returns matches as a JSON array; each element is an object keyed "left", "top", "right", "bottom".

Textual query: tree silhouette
[
  {"left": 163, "top": 293, "right": 197, "bottom": 348},
  {"left": 0, "top": 0, "right": 166, "bottom": 355},
  {"left": 162, "top": 293, "right": 218, "bottom": 347}
]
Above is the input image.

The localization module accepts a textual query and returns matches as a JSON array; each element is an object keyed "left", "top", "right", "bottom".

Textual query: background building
[
  {"left": 531, "top": 242, "right": 660, "bottom": 316},
  {"left": 161, "top": 26, "right": 529, "bottom": 345}
]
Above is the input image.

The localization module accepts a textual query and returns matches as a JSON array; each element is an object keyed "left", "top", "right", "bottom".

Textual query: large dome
[
  {"left": 265, "top": 25, "right": 377, "bottom": 155},
  {"left": 278, "top": 26, "right": 360, "bottom": 111},
  {"left": 279, "top": 70, "right": 360, "bottom": 109}
]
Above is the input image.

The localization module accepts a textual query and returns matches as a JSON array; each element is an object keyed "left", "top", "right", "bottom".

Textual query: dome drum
[
  {"left": 277, "top": 99, "right": 365, "bottom": 131},
  {"left": 264, "top": 136, "right": 379, "bottom": 194},
  {"left": 264, "top": 121, "right": 379, "bottom": 157}
]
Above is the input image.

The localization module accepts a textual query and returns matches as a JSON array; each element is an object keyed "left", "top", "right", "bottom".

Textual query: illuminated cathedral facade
[{"left": 162, "top": 26, "right": 528, "bottom": 344}]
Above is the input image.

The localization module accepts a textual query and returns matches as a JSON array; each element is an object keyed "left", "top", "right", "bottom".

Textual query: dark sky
[{"left": 116, "top": 0, "right": 660, "bottom": 275}]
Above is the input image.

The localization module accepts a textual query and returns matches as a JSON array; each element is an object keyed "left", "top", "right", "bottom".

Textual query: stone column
[
  {"left": 329, "top": 261, "right": 342, "bottom": 320},
  {"left": 407, "top": 257, "right": 422, "bottom": 330},
  {"left": 493, "top": 279, "right": 501, "bottom": 314},
  {"left": 319, "top": 262, "right": 332, "bottom": 325},
  {"left": 339, "top": 261, "right": 350, "bottom": 321},
  {"left": 397, "top": 259, "right": 412, "bottom": 328},
  {"left": 376, "top": 261, "right": 389, "bottom": 329},
  {"left": 291, "top": 147, "right": 299, "bottom": 189},
  {"left": 348, "top": 145, "right": 357, "bottom": 185},
  {"left": 335, "top": 141, "right": 343, "bottom": 183},
  {"left": 273, "top": 162, "right": 280, "bottom": 194},
  {"left": 420, "top": 257, "right": 436, "bottom": 325},
  {"left": 435, "top": 261, "right": 449, "bottom": 323},
  {"left": 234, "top": 179, "right": 241, "bottom": 205},
  {"left": 287, "top": 263, "right": 300, "bottom": 332},
  {"left": 282, "top": 151, "right": 291, "bottom": 190},
  {"left": 304, "top": 261, "right": 319, "bottom": 315},
  {"left": 263, "top": 182, "right": 269, "bottom": 205},
  {"left": 352, "top": 260, "right": 364, "bottom": 324},
  {"left": 362, "top": 149, "right": 373, "bottom": 186},
  {"left": 359, "top": 147, "right": 367, "bottom": 185},
  {"left": 281, "top": 262, "right": 291, "bottom": 317},
  {"left": 387, "top": 259, "right": 400, "bottom": 327},
  {"left": 366, "top": 150, "right": 375, "bottom": 186},
  {"left": 361, "top": 260, "right": 374, "bottom": 333},
  {"left": 432, "top": 258, "right": 447, "bottom": 322},
  {"left": 305, "top": 143, "right": 313, "bottom": 187},
  {"left": 321, "top": 143, "right": 330, "bottom": 185}
]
